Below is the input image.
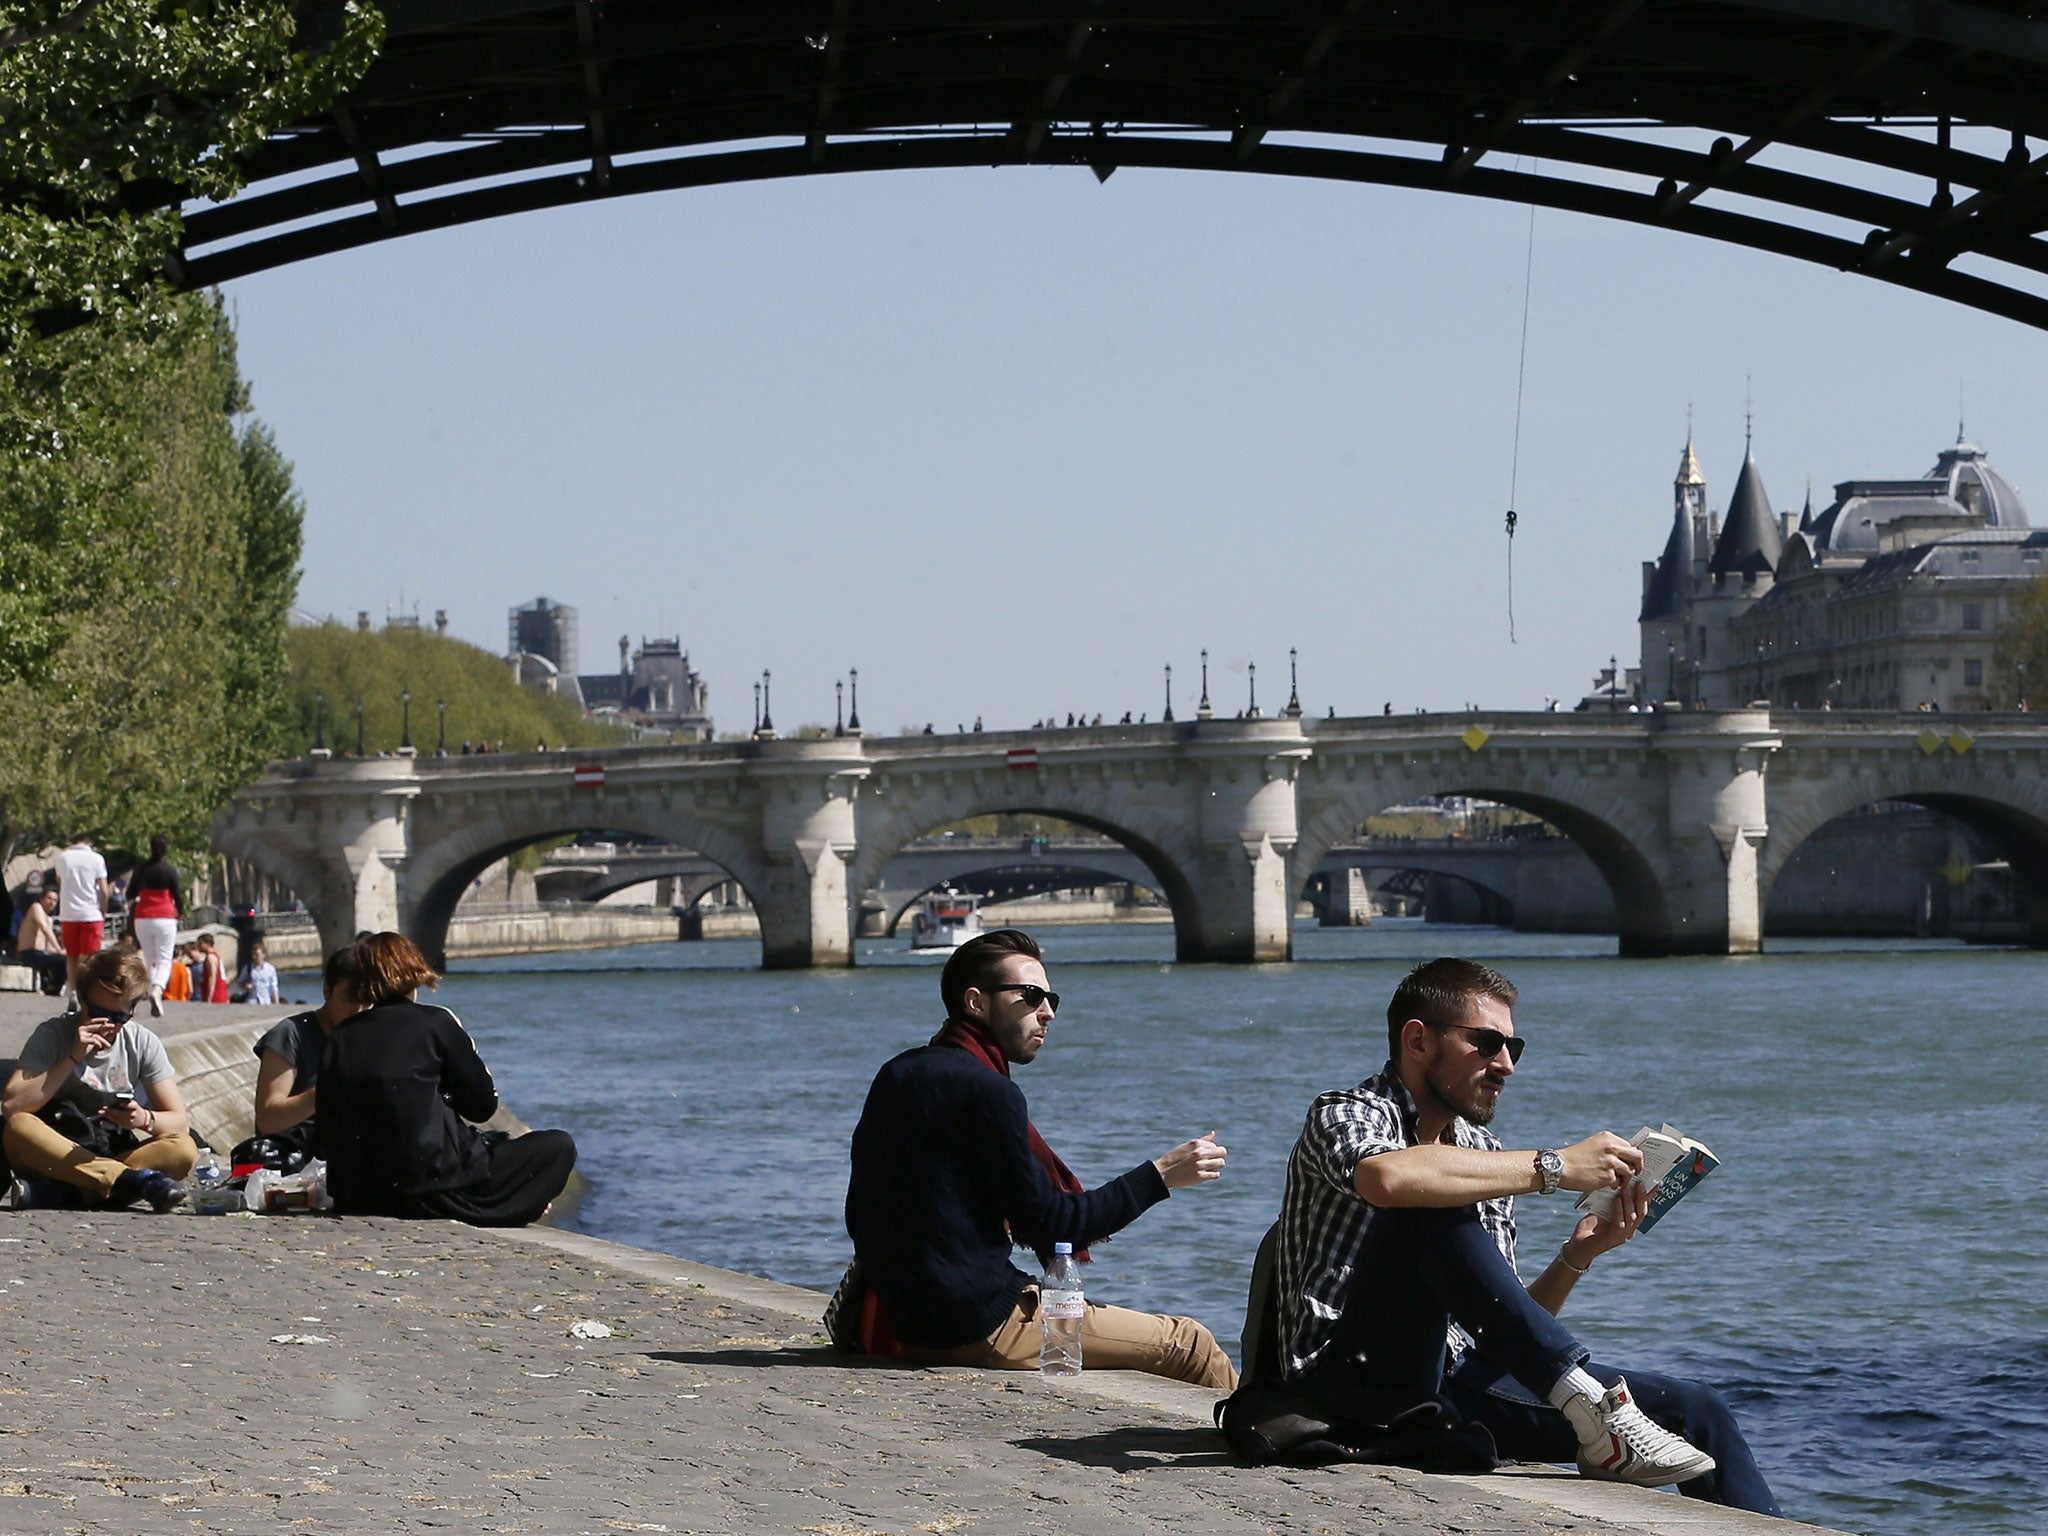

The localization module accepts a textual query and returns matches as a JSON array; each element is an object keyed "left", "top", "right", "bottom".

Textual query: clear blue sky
[{"left": 222, "top": 165, "right": 2048, "bottom": 735}]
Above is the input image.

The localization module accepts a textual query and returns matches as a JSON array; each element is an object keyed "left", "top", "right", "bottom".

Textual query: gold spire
[{"left": 1676, "top": 435, "right": 1705, "bottom": 488}]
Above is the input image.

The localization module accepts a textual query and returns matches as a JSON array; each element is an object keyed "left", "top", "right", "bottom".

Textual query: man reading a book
[{"left": 1273, "top": 957, "right": 1779, "bottom": 1514}]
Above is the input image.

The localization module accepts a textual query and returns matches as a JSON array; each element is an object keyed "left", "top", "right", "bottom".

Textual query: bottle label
[{"left": 1040, "top": 1289, "right": 1085, "bottom": 1321}]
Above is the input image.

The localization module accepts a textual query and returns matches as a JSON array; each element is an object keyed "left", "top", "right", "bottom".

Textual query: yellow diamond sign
[
  {"left": 1461, "top": 725, "right": 1490, "bottom": 753},
  {"left": 1917, "top": 729, "right": 1943, "bottom": 755},
  {"left": 1948, "top": 729, "right": 1974, "bottom": 755}
]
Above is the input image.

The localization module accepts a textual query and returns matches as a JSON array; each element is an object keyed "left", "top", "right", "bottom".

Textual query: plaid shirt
[{"left": 1275, "top": 1063, "right": 1518, "bottom": 1382}]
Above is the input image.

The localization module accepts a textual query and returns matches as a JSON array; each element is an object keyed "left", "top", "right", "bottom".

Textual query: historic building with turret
[{"left": 1639, "top": 430, "right": 2040, "bottom": 711}]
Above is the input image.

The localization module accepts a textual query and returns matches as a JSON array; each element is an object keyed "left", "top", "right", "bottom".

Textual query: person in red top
[
  {"left": 193, "top": 932, "right": 229, "bottom": 1004},
  {"left": 126, "top": 835, "right": 184, "bottom": 1017}
]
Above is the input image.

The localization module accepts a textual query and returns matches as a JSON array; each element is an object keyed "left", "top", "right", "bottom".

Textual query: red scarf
[{"left": 857, "top": 1016, "right": 1090, "bottom": 1358}]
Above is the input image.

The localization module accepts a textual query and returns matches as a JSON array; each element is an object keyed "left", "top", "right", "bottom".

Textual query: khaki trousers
[
  {"left": 904, "top": 1283, "right": 1239, "bottom": 1391},
  {"left": 3, "top": 1115, "right": 198, "bottom": 1201}
]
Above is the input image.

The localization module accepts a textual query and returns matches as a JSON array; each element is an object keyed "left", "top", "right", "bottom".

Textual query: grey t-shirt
[
  {"left": 254, "top": 1011, "right": 322, "bottom": 1095},
  {"left": 16, "top": 1012, "right": 175, "bottom": 1110}
]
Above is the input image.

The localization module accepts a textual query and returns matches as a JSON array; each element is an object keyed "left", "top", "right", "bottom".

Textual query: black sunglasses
[
  {"left": 990, "top": 983, "right": 1060, "bottom": 1015},
  {"left": 1429, "top": 1020, "right": 1525, "bottom": 1064},
  {"left": 85, "top": 1005, "right": 132, "bottom": 1026}
]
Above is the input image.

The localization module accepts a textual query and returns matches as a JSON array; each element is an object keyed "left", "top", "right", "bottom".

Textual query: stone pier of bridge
[{"left": 212, "top": 709, "right": 2048, "bottom": 967}]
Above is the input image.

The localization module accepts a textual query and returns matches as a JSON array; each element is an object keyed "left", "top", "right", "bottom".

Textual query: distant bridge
[{"left": 214, "top": 709, "right": 2048, "bottom": 966}]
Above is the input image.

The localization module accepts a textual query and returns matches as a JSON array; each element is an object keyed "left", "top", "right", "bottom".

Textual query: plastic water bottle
[
  {"left": 1039, "top": 1242, "right": 1084, "bottom": 1377},
  {"left": 191, "top": 1147, "right": 231, "bottom": 1215}
]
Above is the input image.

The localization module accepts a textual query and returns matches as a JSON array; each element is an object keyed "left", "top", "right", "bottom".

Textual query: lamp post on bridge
[
  {"left": 756, "top": 669, "right": 776, "bottom": 740},
  {"left": 847, "top": 667, "right": 862, "bottom": 736},
  {"left": 436, "top": 698, "right": 448, "bottom": 755},
  {"left": 353, "top": 700, "right": 365, "bottom": 757},
  {"left": 1247, "top": 661, "right": 1260, "bottom": 719},
  {"left": 1162, "top": 663, "right": 1173, "bottom": 724},
  {"left": 1197, "top": 649, "right": 1213, "bottom": 720},
  {"left": 311, "top": 692, "right": 330, "bottom": 759},
  {"left": 1285, "top": 647, "right": 1302, "bottom": 719},
  {"left": 399, "top": 688, "right": 415, "bottom": 756},
  {"left": 752, "top": 681, "right": 761, "bottom": 734},
  {"left": 835, "top": 678, "right": 845, "bottom": 737}
]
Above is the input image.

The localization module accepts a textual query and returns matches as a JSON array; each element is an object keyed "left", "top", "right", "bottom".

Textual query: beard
[{"left": 1422, "top": 1061, "right": 1504, "bottom": 1127}]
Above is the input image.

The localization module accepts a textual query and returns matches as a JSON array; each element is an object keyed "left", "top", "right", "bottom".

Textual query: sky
[{"left": 220, "top": 161, "right": 2048, "bottom": 736}]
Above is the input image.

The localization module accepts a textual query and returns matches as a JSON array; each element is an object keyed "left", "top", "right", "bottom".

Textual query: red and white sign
[
  {"left": 572, "top": 763, "right": 606, "bottom": 788},
  {"left": 1006, "top": 747, "right": 1039, "bottom": 771}
]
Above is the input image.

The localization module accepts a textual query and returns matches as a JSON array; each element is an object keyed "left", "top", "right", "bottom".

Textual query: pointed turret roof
[
  {"left": 1798, "top": 480, "right": 1814, "bottom": 534},
  {"left": 1676, "top": 436, "right": 1705, "bottom": 488},
  {"left": 1709, "top": 448, "right": 1782, "bottom": 578},
  {"left": 1639, "top": 502, "right": 1693, "bottom": 621}
]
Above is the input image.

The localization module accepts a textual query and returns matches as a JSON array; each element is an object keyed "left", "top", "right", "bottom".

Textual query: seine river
[{"left": 305, "top": 920, "right": 2048, "bottom": 1536}]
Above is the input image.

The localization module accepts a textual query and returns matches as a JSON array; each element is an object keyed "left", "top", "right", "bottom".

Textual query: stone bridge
[{"left": 213, "top": 711, "right": 2048, "bottom": 967}]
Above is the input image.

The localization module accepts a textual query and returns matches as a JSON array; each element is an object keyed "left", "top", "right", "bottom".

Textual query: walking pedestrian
[{"left": 126, "top": 835, "right": 184, "bottom": 1017}]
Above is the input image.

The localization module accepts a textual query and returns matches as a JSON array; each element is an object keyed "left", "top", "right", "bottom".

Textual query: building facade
[{"left": 1639, "top": 431, "right": 2038, "bottom": 712}]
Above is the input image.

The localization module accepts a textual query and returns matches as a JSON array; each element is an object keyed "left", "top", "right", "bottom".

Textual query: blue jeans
[{"left": 1299, "top": 1205, "right": 1780, "bottom": 1517}]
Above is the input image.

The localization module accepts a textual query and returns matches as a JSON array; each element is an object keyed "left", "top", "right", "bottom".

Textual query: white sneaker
[{"left": 1561, "top": 1377, "right": 1716, "bottom": 1487}]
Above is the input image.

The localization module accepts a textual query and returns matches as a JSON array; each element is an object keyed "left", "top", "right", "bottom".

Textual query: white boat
[{"left": 910, "top": 889, "right": 984, "bottom": 950}]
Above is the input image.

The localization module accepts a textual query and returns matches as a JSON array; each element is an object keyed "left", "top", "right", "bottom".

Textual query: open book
[{"left": 1573, "top": 1124, "right": 1719, "bottom": 1235}]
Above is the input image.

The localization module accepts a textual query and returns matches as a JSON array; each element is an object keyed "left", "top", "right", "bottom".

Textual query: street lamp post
[
  {"left": 399, "top": 689, "right": 415, "bottom": 756},
  {"left": 1162, "top": 663, "right": 1173, "bottom": 723},
  {"left": 354, "top": 700, "right": 365, "bottom": 757},
  {"left": 1197, "top": 649, "right": 1212, "bottom": 720},
  {"left": 752, "top": 681, "right": 761, "bottom": 733},
  {"left": 847, "top": 667, "right": 862, "bottom": 735},
  {"left": 757, "top": 669, "right": 775, "bottom": 739},
  {"left": 436, "top": 698, "right": 448, "bottom": 755},
  {"left": 1285, "top": 647, "right": 1302, "bottom": 718},
  {"left": 1247, "top": 661, "right": 1259, "bottom": 718},
  {"left": 835, "top": 678, "right": 845, "bottom": 737}
]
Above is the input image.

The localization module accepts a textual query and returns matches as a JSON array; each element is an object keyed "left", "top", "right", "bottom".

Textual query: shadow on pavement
[
  {"left": 1013, "top": 1425, "right": 1233, "bottom": 1472},
  {"left": 646, "top": 1346, "right": 906, "bottom": 1371}
]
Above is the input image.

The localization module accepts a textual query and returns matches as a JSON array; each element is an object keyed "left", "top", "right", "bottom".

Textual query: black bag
[
  {"left": 36, "top": 1075, "right": 138, "bottom": 1161},
  {"left": 1213, "top": 1222, "right": 1498, "bottom": 1473}
]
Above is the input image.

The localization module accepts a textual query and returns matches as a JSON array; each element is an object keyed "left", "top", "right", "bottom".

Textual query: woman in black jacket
[{"left": 315, "top": 932, "right": 575, "bottom": 1226}]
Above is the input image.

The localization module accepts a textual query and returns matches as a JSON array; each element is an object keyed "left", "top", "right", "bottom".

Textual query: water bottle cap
[{"left": 1053, "top": 1242, "right": 1073, "bottom": 1255}]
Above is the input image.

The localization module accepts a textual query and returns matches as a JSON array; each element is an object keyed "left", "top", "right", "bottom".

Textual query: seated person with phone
[{"left": 1, "top": 949, "right": 198, "bottom": 1210}]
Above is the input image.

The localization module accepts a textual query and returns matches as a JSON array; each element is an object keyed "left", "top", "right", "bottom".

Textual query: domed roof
[{"left": 1930, "top": 437, "right": 2028, "bottom": 529}]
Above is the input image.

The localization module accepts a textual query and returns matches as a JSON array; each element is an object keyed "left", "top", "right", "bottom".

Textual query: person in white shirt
[
  {"left": 52, "top": 835, "right": 109, "bottom": 1001},
  {"left": 239, "top": 941, "right": 281, "bottom": 1006}
]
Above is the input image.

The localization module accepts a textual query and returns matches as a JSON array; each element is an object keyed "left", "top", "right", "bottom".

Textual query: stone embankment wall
[{"left": 262, "top": 906, "right": 679, "bottom": 965}]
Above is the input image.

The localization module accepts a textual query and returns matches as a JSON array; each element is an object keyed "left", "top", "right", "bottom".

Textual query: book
[{"left": 1573, "top": 1124, "right": 1719, "bottom": 1235}]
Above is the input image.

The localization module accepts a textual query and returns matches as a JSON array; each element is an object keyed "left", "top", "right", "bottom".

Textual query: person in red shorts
[{"left": 53, "top": 834, "right": 109, "bottom": 1002}]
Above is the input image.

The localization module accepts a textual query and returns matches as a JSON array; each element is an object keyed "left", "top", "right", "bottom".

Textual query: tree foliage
[
  {"left": 285, "top": 624, "right": 633, "bottom": 758},
  {"left": 0, "top": 0, "right": 382, "bottom": 350},
  {"left": 0, "top": 291, "right": 301, "bottom": 863},
  {"left": 1990, "top": 574, "right": 2048, "bottom": 709}
]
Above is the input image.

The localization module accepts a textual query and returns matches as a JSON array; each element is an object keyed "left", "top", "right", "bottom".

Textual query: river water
[{"left": 294, "top": 921, "right": 2048, "bottom": 1536}]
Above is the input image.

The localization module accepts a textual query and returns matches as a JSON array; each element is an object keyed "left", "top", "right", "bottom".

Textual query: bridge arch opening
[
  {"left": 1295, "top": 791, "right": 1665, "bottom": 951},
  {"left": 853, "top": 811, "right": 1191, "bottom": 956},
  {"left": 408, "top": 824, "right": 765, "bottom": 971},
  {"left": 1761, "top": 794, "right": 2048, "bottom": 948}
]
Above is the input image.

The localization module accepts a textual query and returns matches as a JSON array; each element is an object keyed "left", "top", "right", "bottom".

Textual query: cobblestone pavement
[{"left": 0, "top": 1213, "right": 1831, "bottom": 1536}]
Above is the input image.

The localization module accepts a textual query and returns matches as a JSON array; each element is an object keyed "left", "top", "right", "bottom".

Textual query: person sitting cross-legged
[{"left": 1, "top": 949, "right": 198, "bottom": 1211}]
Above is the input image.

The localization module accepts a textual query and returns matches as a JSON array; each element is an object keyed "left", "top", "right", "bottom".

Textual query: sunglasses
[
  {"left": 990, "top": 983, "right": 1060, "bottom": 1015},
  {"left": 85, "top": 1006, "right": 132, "bottom": 1026},
  {"left": 1429, "top": 1020, "right": 1525, "bottom": 1064}
]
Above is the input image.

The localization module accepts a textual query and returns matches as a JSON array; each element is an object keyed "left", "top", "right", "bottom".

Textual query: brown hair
[
  {"left": 1386, "top": 957, "right": 1519, "bottom": 1061},
  {"left": 321, "top": 944, "right": 362, "bottom": 997},
  {"left": 77, "top": 948, "right": 149, "bottom": 1006},
  {"left": 940, "top": 928, "right": 1042, "bottom": 1019},
  {"left": 350, "top": 932, "right": 439, "bottom": 1007}
]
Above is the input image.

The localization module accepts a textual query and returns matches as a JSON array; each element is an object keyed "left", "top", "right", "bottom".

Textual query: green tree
[
  {"left": 1990, "top": 575, "right": 2048, "bottom": 710},
  {"left": 0, "top": 1, "right": 382, "bottom": 350},
  {"left": 0, "top": 291, "right": 299, "bottom": 864},
  {"left": 286, "top": 624, "right": 633, "bottom": 758}
]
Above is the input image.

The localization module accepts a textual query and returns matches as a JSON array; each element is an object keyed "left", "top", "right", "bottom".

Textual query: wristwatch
[{"left": 1534, "top": 1149, "right": 1564, "bottom": 1196}]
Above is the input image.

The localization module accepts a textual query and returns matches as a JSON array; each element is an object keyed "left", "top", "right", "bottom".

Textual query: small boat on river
[{"left": 910, "top": 889, "right": 984, "bottom": 950}]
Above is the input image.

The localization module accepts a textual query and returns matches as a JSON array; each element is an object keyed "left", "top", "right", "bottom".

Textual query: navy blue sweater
[{"left": 845, "top": 1044, "right": 1168, "bottom": 1349}]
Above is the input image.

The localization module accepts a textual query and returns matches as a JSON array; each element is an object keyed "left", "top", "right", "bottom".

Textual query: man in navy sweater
[{"left": 846, "top": 928, "right": 1238, "bottom": 1389}]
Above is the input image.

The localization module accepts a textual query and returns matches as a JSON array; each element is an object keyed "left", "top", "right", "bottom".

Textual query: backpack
[{"left": 1213, "top": 1221, "right": 1498, "bottom": 1473}]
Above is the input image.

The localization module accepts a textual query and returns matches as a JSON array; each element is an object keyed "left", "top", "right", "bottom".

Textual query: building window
[
  {"left": 1965, "top": 659, "right": 1984, "bottom": 688},
  {"left": 1963, "top": 603, "right": 1983, "bottom": 632}
]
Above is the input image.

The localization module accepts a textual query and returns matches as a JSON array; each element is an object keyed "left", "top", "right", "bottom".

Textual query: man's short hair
[
  {"left": 322, "top": 944, "right": 361, "bottom": 996},
  {"left": 1385, "top": 957, "right": 1519, "bottom": 1061},
  {"left": 77, "top": 948, "right": 149, "bottom": 1005},
  {"left": 940, "top": 928, "right": 1042, "bottom": 1019},
  {"left": 350, "top": 932, "right": 440, "bottom": 1008}
]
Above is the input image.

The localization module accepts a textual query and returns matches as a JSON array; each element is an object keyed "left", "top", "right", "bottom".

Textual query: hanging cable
[{"left": 1504, "top": 197, "right": 1537, "bottom": 644}]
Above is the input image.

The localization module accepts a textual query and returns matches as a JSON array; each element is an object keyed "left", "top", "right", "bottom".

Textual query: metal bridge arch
[{"left": 185, "top": 1, "right": 2048, "bottom": 330}]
